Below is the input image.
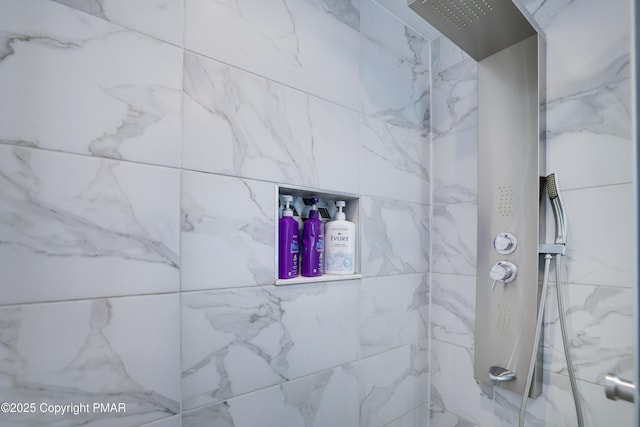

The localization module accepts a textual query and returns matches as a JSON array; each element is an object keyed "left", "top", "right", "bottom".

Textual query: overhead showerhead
[{"left": 408, "top": 0, "right": 538, "bottom": 61}]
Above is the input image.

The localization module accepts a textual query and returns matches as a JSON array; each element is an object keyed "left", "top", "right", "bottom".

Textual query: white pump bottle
[{"left": 324, "top": 201, "right": 356, "bottom": 275}]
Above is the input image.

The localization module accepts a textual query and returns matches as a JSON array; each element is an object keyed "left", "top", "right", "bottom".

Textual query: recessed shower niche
[{"left": 275, "top": 185, "right": 361, "bottom": 286}]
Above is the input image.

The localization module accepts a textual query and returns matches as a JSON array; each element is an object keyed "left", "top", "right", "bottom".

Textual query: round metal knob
[
  {"left": 489, "top": 261, "right": 518, "bottom": 290},
  {"left": 494, "top": 232, "right": 517, "bottom": 254}
]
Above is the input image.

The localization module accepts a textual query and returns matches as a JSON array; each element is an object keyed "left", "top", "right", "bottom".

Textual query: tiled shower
[{"left": 0, "top": 0, "right": 634, "bottom": 426}]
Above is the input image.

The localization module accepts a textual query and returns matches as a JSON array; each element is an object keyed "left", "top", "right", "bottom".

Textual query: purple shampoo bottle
[
  {"left": 301, "top": 197, "right": 324, "bottom": 277},
  {"left": 278, "top": 195, "right": 299, "bottom": 279}
]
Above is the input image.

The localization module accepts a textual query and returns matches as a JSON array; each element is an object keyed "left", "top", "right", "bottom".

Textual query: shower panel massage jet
[{"left": 409, "top": 0, "right": 545, "bottom": 396}]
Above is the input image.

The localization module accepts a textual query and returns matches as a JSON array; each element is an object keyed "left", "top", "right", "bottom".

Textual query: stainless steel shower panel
[
  {"left": 475, "top": 34, "right": 545, "bottom": 396},
  {"left": 408, "top": 0, "right": 537, "bottom": 61}
]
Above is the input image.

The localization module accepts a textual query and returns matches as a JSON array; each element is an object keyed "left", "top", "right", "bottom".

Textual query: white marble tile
[
  {"left": 359, "top": 341, "right": 429, "bottom": 427},
  {"left": 360, "top": 197, "right": 430, "bottom": 277},
  {"left": 494, "top": 369, "right": 634, "bottom": 427},
  {"left": 430, "top": 339, "right": 494, "bottom": 427},
  {"left": 431, "top": 36, "right": 472, "bottom": 76},
  {"left": 542, "top": 283, "right": 634, "bottom": 385},
  {"left": 0, "top": 294, "right": 181, "bottom": 426},
  {"left": 524, "top": 0, "right": 630, "bottom": 101},
  {"left": 431, "top": 202, "right": 477, "bottom": 276},
  {"left": 557, "top": 184, "right": 634, "bottom": 288},
  {"left": 182, "top": 51, "right": 361, "bottom": 194},
  {"left": 300, "top": 0, "right": 360, "bottom": 31},
  {"left": 362, "top": 37, "right": 429, "bottom": 131},
  {"left": 53, "top": 0, "right": 184, "bottom": 46},
  {"left": 429, "top": 405, "right": 476, "bottom": 427},
  {"left": 545, "top": 80, "right": 632, "bottom": 190},
  {"left": 184, "top": 0, "right": 361, "bottom": 110},
  {"left": 432, "top": 127, "right": 478, "bottom": 204},
  {"left": 139, "top": 416, "right": 182, "bottom": 427},
  {"left": 180, "top": 171, "right": 275, "bottom": 291},
  {"left": 183, "top": 364, "right": 359, "bottom": 427},
  {"left": 362, "top": 117, "right": 430, "bottom": 204},
  {"left": 431, "top": 57, "right": 478, "bottom": 139},
  {"left": 430, "top": 273, "right": 475, "bottom": 351},
  {"left": 360, "top": 273, "right": 429, "bottom": 357},
  {"left": 181, "top": 281, "right": 359, "bottom": 410},
  {"left": 0, "top": 145, "right": 180, "bottom": 305},
  {"left": 361, "top": 0, "right": 429, "bottom": 69},
  {"left": 372, "top": 0, "right": 441, "bottom": 41},
  {"left": 0, "top": 0, "right": 183, "bottom": 167},
  {"left": 385, "top": 403, "right": 429, "bottom": 427}
]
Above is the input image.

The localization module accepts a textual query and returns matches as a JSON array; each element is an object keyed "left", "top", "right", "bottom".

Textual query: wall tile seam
[
  {"left": 369, "top": 0, "right": 436, "bottom": 45},
  {"left": 430, "top": 337, "right": 475, "bottom": 354},
  {"left": 179, "top": 339, "right": 429, "bottom": 412},
  {"left": 429, "top": 401, "right": 489, "bottom": 427},
  {"left": 361, "top": 271, "right": 430, "bottom": 281},
  {"left": 363, "top": 112, "right": 432, "bottom": 137},
  {"left": 545, "top": 280, "right": 634, "bottom": 291},
  {"left": 557, "top": 181, "right": 634, "bottom": 194},
  {"left": 545, "top": 75, "right": 633, "bottom": 106},
  {"left": 382, "top": 401, "right": 431, "bottom": 427},
  {"left": 428, "top": 273, "right": 477, "bottom": 282},
  {"left": 361, "top": 270, "right": 431, "bottom": 280},
  {"left": 361, "top": 193, "right": 433, "bottom": 208},
  {"left": 0, "top": 290, "right": 182, "bottom": 309},
  {"left": 431, "top": 200, "right": 477, "bottom": 207},
  {"left": 537, "top": 367, "right": 615, "bottom": 390},
  {"left": 431, "top": 124, "right": 479, "bottom": 143},
  {"left": 50, "top": 0, "right": 186, "bottom": 51},
  {"left": 429, "top": 336, "right": 474, "bottom": 354},
  {"left": 428, "top": 404, "right": 477, "bottom": 426},
  {"left": 360, "top": 32, "right": 423, "bottom": 70},
  {"left": 430, "top": 36, "right": 475, "bottom": 74},
  {"left": 180, "top": 281, "right": 362, "bottom": 294},
  {"left": 427, "top": 36, "right": 435, "bottom": 427},
  {"left": 179, "top": 167, "right": 281, "bottom": 187},
  {"left": 182, "top": 46, "right": 365, "bottom": 116},
  {"left": 0, "top": 141, "right": 184, "bottom": 172},
  {"left": 430, "top": 271, "right": 476, "bottom": 279},
  {"left": 359, "top": 339, "right": 432, "bottom": 362},
  {"left": 137, "top": 414, "right": 182, "bottom": 427}
]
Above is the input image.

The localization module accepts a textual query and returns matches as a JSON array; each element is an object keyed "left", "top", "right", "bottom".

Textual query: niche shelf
[{"left": 275, "top": 185, "right": 361, "bottom": 286}]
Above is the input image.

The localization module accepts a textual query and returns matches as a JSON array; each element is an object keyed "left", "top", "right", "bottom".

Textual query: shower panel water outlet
[{"left": 408, "top": 0, "right": 546, "bottom": 397}]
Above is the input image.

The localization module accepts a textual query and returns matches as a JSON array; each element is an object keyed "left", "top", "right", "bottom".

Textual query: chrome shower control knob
[
  {"left": 489, "top": 261, "right": 518, "bottom": 285},
  {"left": 493, "top": 232, "right": 517, "bottom": 254}
]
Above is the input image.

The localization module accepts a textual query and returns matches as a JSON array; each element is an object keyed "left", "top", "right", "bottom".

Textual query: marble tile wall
[
  {"left": 0, "top": 1, "right": 431, "bottom": 426},
  {"left": 429, "top": 0, "right": 635, "bottom": 425}
]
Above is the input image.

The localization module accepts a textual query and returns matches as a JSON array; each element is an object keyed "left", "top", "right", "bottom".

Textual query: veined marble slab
[
  {"left": 184, "top": 0, "right": 361, "bottom": 111},
  {"left": 0, "top": 0, "right": 183, "bottom": 167},
  {"left": 53, "top": 0, "right": 184, "bottom": 46},
  {"left": 181, "top": 281, "right": 359, "bottom": 410},
  {"left": 0, "top": 294, "right": 181, "bottom": 426},
  {"left": 360, "top": 196, "right": 430, "bottom": 277},
  {"left": 0, "top": 145, "right": 180, "bottom": 304},
  {"left": 182, "top": 51, "right": 360, "bottom": 194},
  {"left": 180, "top": 171, "right": 275, "bottom": 291},
  {"left": 362, "top": 116, "right": 430, "bottom": 205}
]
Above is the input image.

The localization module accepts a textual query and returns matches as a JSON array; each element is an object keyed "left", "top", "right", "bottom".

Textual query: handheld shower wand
[
  {"left": 520, "top": 173, "right": 583, "bottom": 427},
  {"left": 546, "top": 173, "right": 567, "bottom": 245}
]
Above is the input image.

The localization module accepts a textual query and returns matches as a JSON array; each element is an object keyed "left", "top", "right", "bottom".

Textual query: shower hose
[{"left": 518, "top": 254, "right": 585, "bottom": 427}]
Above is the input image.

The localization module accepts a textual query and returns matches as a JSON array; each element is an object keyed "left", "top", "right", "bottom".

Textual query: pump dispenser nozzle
[
  {"left": 282, "top": 195, "right": 294, "bottom": 217},
  {"left": 335, "top": 201, "right": 346, "bottom": 220},
  {"left": 308, "top": 197, "right": 320, "bottom": 219}
]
